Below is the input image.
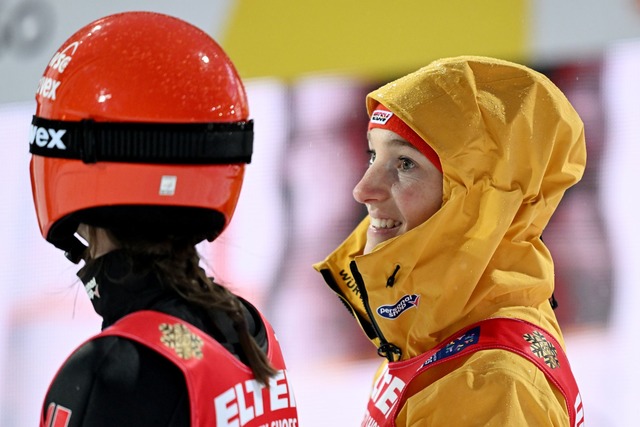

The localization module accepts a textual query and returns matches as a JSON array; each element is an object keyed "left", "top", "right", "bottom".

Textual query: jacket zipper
[
  {"left": 318, "top": 268, "right": 378, "bottom": 340},
  {"left": 350, "top": 260, "right": 402, "bottom": 362}
]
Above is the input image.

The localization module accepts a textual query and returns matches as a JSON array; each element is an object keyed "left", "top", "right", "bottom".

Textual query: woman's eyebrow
[
  {"left": 366, "top": 131, "right": 414, "bottom": 147},
  {"left": 387, "top": 138, "right": 421, "bottom": 153},
  {"left": 366, "top": 132, "right": 421, "bottom": 154}
]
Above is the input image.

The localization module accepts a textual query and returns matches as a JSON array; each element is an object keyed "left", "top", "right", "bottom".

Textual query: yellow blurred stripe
[{"left": 221, "top": 0, "right": 528, "bottom": 79}]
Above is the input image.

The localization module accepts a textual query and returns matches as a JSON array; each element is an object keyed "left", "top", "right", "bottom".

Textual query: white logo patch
[
  {"left": 85, "top": 277, "right": 100, "bottom": 300},
  {"left": 159, "top": 175, "right": 177, "bottom": 196},
  {"left": 370, "top": 110, "right": 393, "bottom": 125}
]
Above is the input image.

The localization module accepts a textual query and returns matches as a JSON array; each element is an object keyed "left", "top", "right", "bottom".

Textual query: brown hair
[{"left": 80, "top": 227, "right": 276, "bottom": 385}]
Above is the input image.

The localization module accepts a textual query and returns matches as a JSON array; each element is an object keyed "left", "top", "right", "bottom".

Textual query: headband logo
[{"left": 370, "top": 109, "right": 393, "bottom": 125}]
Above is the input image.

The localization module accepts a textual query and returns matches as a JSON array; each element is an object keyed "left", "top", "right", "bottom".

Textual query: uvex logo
[
  {"left": 36, "top": 41, "right": 79, "bottom": 101},
  {"left": 29, "top": 125, "right": 66, "bottom": 150}
]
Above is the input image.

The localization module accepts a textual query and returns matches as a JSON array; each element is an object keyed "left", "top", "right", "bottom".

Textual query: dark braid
[{"left": 85, "top": 229, "right": 276, "bottom": 385}]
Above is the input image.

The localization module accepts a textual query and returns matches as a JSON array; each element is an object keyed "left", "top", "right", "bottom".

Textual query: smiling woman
[
  {"left": 314, "top": 56, "right": 586, "bottom": 426},
  {"left": 354, "top": 127, "right": 443, "bottom": 255}
]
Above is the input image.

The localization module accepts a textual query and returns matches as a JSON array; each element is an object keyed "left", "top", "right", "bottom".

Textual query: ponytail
[{"left": 82, "top": 230, "right": 277, "bottom": 385}]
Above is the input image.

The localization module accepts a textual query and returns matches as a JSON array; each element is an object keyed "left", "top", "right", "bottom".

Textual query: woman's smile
[{"left": 353, "top": 128, "right": 443, "bottom": 254}]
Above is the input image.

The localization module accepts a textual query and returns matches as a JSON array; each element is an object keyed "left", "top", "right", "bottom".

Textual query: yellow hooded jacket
[{"left": 314, "top": 56, "right": 586, "bottom": 426}]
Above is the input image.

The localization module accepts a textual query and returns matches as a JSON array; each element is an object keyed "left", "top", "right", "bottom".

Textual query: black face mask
[
  {"left": 77, "top": 250, "right": 167, "bottom": 329},
  {"left": 76, "top": 250, "right": 266, "bottom": 359}
]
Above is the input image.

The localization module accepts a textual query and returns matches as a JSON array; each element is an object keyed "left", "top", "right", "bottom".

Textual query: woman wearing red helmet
[{"left": 30, "top": 12, "right": 298, "bottom": 427}]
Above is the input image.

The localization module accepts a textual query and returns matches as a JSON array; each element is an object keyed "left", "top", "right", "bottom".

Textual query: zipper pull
[{"left": 386, "top": 265, "right": 401, "bottom": 287}]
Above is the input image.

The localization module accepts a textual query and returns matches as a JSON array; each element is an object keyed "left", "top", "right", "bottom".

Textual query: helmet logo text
[
  {"left": 48, "top": 42, "right": 79, "bottom": 73},
  {"left": 29, "top": 125, "right": 66, "bottom": 149},
  {"left": 36, "top": 41, "right": 78, "bottom": 101},
  {"left": 36, "top": 77, "right": 60, "bottom": 100}
]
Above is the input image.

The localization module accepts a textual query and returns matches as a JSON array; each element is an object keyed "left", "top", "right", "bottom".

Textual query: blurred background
[{"left": 1, "top": 0, "right": 639, "bottom": 425}]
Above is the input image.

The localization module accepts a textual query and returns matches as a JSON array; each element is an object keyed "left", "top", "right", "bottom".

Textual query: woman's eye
[
  {"left": 367, "top": 150, "right": 376, "bottom": 166},
  {"left": 399, "top": 157, "right": 415, "bottom": 171}
]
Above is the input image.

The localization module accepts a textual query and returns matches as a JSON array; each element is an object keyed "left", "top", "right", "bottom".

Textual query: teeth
[{"left": 370, "top": 217, "right": 401, "bottom": 229}]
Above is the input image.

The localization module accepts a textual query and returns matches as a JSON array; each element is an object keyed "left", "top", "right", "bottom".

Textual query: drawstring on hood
[
  {"left": 377, "top": 342, "right": 402, "bottom": 362},
  {"left": 386, "top": 265, "right": 401, "bottom": 288}
]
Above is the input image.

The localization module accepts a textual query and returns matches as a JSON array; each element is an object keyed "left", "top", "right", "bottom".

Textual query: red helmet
[{"left": 29, "top": 11, "right": 253, "bottom": 261}]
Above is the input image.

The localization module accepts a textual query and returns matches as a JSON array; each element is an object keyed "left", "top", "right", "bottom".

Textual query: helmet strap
[{"left": 29, "top": 116, "right": 254, "bottom": 164}]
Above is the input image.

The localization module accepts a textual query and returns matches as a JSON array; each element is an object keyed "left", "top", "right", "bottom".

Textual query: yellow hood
[{"left": 314, "top": 56, "right": 586, "bottom": 359}]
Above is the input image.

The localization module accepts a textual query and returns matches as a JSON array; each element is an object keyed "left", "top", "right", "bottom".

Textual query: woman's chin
[{"left": 364, "top": 229, "right": 398, "bottom": 254}]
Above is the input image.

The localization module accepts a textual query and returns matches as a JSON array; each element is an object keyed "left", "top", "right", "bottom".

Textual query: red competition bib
[
  {"left": 363, "top": 318, "right": 583, "bottom": 427},
  {"left": 42, "top": 310, "right": 299, "bottom": 427}
]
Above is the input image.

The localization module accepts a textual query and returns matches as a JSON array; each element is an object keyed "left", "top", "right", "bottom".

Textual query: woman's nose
[{"left": 353, "top": 164, "right": 388, "bottom": 204}]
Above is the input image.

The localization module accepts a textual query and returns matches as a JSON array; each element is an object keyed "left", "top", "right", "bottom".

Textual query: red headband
[{"left": 368, "top": 104, "right": 442, "bottom": 173}]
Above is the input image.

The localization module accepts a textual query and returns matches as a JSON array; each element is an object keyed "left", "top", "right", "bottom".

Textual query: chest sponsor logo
[
  {"left": 422, "top": 325, "right": 480, "bottom": 368},
  {"left": 364, "top": 366, "right": 406, "bottom": 424},
  {"left": 370, "top": 109, "right": 393, "bottom": 125},
  {"left": 376, "top": 294, "right": 419, "bottom": 319},
  {"left": 214, "top": 370, "right": 297, "bottom": 427}
]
